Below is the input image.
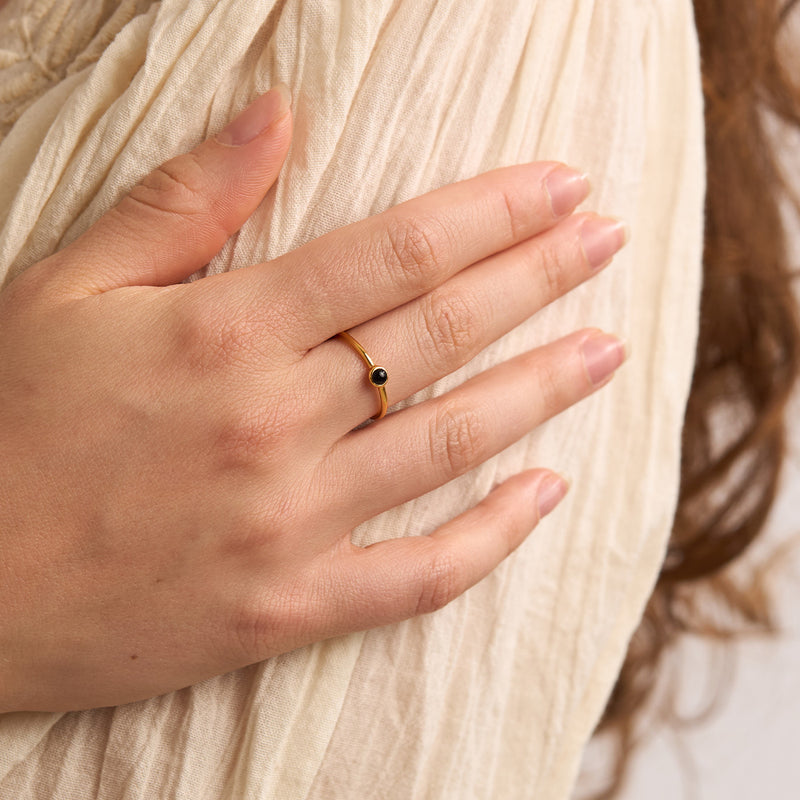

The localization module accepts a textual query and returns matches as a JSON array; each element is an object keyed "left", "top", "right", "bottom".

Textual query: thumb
[{"left": 47, "top": 83, "right": 293, "bottom": 294}]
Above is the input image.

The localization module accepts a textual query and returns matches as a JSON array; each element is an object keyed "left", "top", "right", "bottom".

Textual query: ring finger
[
  {"left": 320, "top": 327, "right": 628, "bottom": 527},
  {"left": 306, "top": 211, "right": 628, "bottom": 435}
]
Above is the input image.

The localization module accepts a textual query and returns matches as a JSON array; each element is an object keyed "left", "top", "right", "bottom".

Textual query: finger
[
  {"left": 322, "top": 328, "right": 627, "bottom": 525},
  {"left": 41, "top": 84, "right": 293, "bottom": 295},
  {"left": 306, "top": 211, "right": 628, "bottom": 434},
  {"left": 218, "top": 161, "right": 590, "bottom": 352},
  {"left": 303, "top": 469, "right": 569, "bottom": 636}
]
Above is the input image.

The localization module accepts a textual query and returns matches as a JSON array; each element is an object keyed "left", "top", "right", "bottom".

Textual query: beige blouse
[{"left": 0, "top": 1, "right": 705, "bottom": 797}]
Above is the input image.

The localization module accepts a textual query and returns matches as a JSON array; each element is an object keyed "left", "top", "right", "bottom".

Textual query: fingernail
[
  {"left": 537, "top": 473, "right": 570, "bottom": 518},
  {"left": 581, "top": 331, "right": 628, "bottom": 386},
  {"left": 545, "top": 166, "right": 591, "bottom": 217},
  {"left": 580, "top": 216, "right": 630, "bottom": 270},
  {"left": 216, "top": 82, "right": 292, "bottom": 147}
]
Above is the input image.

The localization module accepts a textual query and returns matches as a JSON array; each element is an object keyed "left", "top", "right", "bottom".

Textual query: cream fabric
[{"left": 0, "top": 0, "right": 705, "bottom": 798}]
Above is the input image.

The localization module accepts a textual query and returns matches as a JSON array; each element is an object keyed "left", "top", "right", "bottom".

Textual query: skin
[{"left": 0, "top": 85, "right": 628, "bottom": 713}]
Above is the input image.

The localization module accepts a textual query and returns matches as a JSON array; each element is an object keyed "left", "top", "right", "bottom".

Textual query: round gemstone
[{"left": 369, "top": 366, "right": 388, "bottom": 386}]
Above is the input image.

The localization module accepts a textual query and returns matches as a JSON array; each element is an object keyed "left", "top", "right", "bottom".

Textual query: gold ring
[{"left": 336, "top": 331, "right": 389, "bottom": 420}]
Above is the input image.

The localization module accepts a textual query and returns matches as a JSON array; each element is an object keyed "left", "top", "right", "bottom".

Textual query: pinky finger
[{"left": 316, "top": 469, "right": 569, "bottom": 636}]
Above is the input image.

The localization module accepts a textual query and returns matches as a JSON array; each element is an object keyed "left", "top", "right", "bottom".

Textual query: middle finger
[
  {"left": 220, "top": 161, "right": 591, "bottom": 352},
  {"left": 304, "top": 210, "right": 628, "bottom": 435}
]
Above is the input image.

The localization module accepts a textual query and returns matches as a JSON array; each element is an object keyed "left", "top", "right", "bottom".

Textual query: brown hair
[
  {"left": 587, "top": 0, "right": 800, "bottom": 795},
  {"left": 0, "top": 0, "right": 798, "bottom": 790}
]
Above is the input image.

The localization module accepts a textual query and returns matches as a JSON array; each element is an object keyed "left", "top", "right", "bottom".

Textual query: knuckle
[
  {"left": 430, "top": 400, "right": 488, "bottom": 479},
  {"left": 214, "top": 411, "right": 274, "bottom": 470},
  {"left": 220, "top": 482, "right": 309, "bottom": 561},
  {"left": 124, "top": 151, "right": 213, "bottom": 220},
  {"left": 382, "top": 215, "right": 450, "bottom": 291},
  {"left": 414, "top": 545, "right": 463, "bottom": 615},
  {"left": 533, "top": 351, "right": 565, "bottom": 413},
  {"left": 498, "top": 184, "right": 525, "bottom": 243},
  {"left": 213, "top": 400, "right": 296, "bottom": 471},
  {"left": 420, "top": 288, "right": 481, "bottom": 370},
  {"left": 226, "top": 502, "right": 332, "bottom": 663},
  {"left": 535, "top": 238, "right": 571, "bottom": 299},
  {"left": 229, "top": 600, "right": 272, "bottom": 662},
  {"left": 171, "top": 299, "right": 251, "bottom": 375},
  {"left": 229, "top": 583, "right": 307, "bottom": 663}
]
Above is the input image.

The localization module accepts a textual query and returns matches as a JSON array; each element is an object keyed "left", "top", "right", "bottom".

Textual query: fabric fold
[{"left": 0, "top": 1, "right": 704, "bottom": 797}]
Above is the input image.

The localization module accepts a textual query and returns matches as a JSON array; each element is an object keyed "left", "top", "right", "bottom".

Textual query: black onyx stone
[{"left": 369, "top": 367, "right": 388, "bottom": 386}]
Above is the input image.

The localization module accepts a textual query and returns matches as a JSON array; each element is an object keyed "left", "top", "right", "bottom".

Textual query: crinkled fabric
[{"left": 0, "top": 1, "right": 704, "bottom": 798}]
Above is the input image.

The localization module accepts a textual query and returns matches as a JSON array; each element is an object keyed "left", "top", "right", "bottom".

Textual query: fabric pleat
[{"left": 0, "top": 1, "right": 705, "bottom": 797}]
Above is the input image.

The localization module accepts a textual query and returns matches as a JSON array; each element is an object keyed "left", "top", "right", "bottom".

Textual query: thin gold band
[{"left": 336, "top": 331, "right": 389, "bottom": 420}]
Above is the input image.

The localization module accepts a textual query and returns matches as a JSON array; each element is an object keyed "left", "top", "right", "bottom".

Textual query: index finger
[{"left": 222, "top": 161, "right": 589, "bottom": 352}]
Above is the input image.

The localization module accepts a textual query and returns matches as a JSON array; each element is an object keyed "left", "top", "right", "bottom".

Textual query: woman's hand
[{"left": 0, "top": 84, "right": 628, "bottom": 713}]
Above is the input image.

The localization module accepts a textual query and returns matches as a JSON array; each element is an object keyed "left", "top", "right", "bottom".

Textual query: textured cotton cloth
[{"left": 0, "top": 1, "right": 705, "bottom": 798}]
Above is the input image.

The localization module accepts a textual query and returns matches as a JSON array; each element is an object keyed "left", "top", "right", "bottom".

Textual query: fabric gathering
[{"left": 0, "top": 0, "right": 704, "bottom": 798}]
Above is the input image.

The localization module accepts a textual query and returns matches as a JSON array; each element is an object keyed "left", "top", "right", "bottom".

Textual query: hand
[{"left": 0, "top": 84, "right": 628, "bottom": 713}]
